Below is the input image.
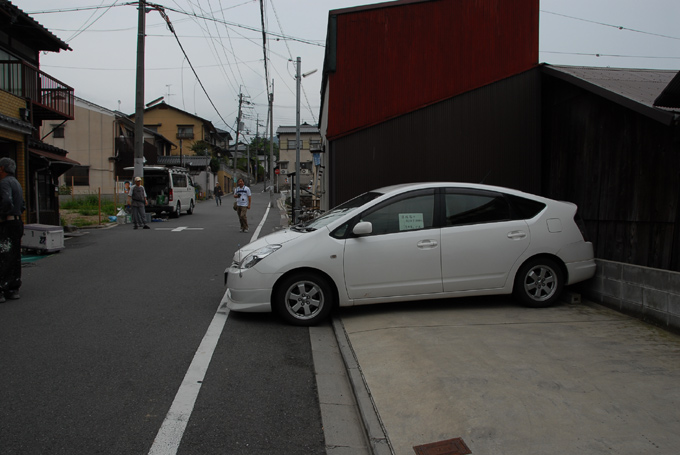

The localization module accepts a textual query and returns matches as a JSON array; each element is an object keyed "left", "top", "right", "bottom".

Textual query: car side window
[
  {"left": 444, "top": 191, "right": 511, "bottom": 227},
  {"left": 172, "top": 173, "right": 187, "bottom": 188},
  {"left": 360, "top": 191, "right": 435, "bottom": 235}
]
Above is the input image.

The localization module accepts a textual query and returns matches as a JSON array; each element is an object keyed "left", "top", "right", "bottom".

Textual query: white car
[{"left": 224, "top": 183, "right": 596, "bottom": 326}]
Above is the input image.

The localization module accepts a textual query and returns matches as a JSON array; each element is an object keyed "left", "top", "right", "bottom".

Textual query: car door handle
[
  {"left": 417, "top": 240, "right": 438, "bottom": 249},
  {"left": 507, "top": 231, "right": 527, "bottom": 240}
]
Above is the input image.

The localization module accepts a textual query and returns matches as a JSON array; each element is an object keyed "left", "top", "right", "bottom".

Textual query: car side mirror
[{"left": 353, "top": 221, "right": 372, "bottom": 236}]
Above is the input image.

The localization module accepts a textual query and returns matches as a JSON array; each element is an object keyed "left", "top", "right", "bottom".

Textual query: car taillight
[
  {"left": 169, "top": 188, "right": 174, "bottom": 202},
  {"left": 574, "top": 212, "right": 590, "bottom": 241}
]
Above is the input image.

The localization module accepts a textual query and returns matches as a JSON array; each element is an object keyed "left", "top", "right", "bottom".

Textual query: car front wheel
[
  {"left": 514, "top": 258, "right": 564, "bottom": 308},
  {"left": 274, "top": 273, "right": 333, "bottom": 326}
]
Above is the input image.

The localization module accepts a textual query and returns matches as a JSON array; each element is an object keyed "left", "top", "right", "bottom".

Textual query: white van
[{"left": 127, "top": 166, "right": 196, "bottom": 217}]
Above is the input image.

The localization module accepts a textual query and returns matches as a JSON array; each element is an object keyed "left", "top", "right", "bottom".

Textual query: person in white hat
[{"left": 127, "top": 177, "right": 150, "bottom": 229}]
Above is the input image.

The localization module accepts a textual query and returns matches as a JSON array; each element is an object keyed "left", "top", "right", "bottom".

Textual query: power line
[
  {"left": 541, "top": 51, "right": 680, "bottom": 60},
  {"left": 541, "top": 10, "right": 680, "bottom": 41},
  {"left": 26, "top": 2, "right": 325, "bottom": 47},
  {"left": 151, "top": 3, "right": 235, "bottom": 133}
]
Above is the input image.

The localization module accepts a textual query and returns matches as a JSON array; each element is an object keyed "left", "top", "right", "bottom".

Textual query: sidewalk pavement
[{"left": 267, "top": 189, "right": 680, "bottom": 455}]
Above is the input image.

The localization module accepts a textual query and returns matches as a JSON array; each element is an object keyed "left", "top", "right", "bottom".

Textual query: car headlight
[{"left": 238, "top": 244, "right": 282, "bottom": 269}]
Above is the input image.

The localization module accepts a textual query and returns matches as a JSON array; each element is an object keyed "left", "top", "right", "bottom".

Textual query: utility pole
[
  {"left": 255, "top": 114, "right": 260, "bottom": 185},
  {"left": 269, "top": 80, "right": 274, "bottom": 191},
  {"left": 233, "top": 92, "right": 243, "bottom": 182},
  {"left": 295, "top": 57, "right": 301, "bottom": 223},
  {"left": 134, "top": 0, "right": 147, "bottom": 181}
]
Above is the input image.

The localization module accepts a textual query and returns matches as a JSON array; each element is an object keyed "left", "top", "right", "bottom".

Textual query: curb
[
  {"left": 331, "top": 317, "right": 394, "bottom": 455},
  {"left": 269, "top": 189, "right": 392, "bottom": 453}
]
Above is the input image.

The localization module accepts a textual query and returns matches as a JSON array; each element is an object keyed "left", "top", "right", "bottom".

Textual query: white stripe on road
[
  {"left": 148, "top": 305, "right": 230, "bottom": 455},
  {"left": 249, "top": 203, "right": 271, "bottom": 243},
  {"left": 148, "top": 203, "right": 272, "bottom": 455}
]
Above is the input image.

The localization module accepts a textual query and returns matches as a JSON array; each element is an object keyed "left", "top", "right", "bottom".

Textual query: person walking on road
[
  {"left": 127, "top": 177, "right": 150, "bottom": 230},
  {"left": 0, "top": 157, "right": 25, "bottom": 303},
  {"left": 234, "top": 178, "right": 251, "bottom": 232},
  {"left": 214, "top": 183, "right": 223, "bottom": 206}
]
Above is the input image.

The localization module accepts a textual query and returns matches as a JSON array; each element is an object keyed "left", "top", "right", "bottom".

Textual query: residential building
[
  {"left": 0, "top": 0, "right": 77, "bottom": 225},
  {"left": 41, "top": 96, "right": 174, "bottom": 197},
  {"left": 132, "top": 101, "right": 229, "bottom": 158},
  {"left": 130, "top": 101, "right": 231, "bottom": 197},
  {"left": 276, "top": 123, "right": 321, "bottom": 191}
]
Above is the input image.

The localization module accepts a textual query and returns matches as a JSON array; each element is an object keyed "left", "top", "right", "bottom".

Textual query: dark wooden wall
[
  {"left": 329, "top": 69, "right": 542, "bottom": 206},
  {"left": 542, "top": 76, "right": 680, "bottom": 271}
]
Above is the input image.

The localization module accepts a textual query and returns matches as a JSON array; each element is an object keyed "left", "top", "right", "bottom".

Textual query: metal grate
[{"left": 413, "top": 437, "right": 471, "bottom": 455}]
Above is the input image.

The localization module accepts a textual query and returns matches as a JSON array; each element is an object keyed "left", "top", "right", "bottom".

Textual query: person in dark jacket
[{"left": 0, "top": 157, "right": 25, "bottom": 303}]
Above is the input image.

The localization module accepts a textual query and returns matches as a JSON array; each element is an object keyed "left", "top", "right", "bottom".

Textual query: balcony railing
[{"left": 0, "top": 59, "right": 74, "bottom": 121}]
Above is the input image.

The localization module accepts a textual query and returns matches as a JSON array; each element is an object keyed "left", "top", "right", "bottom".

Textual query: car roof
[{"left": 372, "top": 182, "right": 549, "bottom": 202}]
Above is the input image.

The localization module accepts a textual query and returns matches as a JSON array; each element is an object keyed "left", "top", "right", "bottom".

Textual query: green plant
[{"left": 60, "top": 194, "right": 117, "bottom": 216}]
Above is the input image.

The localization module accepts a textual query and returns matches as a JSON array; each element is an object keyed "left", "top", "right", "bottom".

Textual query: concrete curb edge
[{"left": 331, "top": 317, "right": 394, "bottom": 455}]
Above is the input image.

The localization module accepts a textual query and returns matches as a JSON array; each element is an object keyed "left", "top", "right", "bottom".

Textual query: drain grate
[{"left": 413, "top": 437, "right": 471, "bottom": 455}]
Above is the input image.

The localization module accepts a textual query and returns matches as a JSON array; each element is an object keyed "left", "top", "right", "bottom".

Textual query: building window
[
  {"left": 309, "top": 139, "right": 321, "bottom": 149},
  {"left": 287, "top": 139, "right": 298, "bottom": 150},
  {"left": 52, "top": 125, "right": 65, "bottom": 138},
  {"left": 177, "top": 125, "right": 194, "bottom": 139},
  {"left": 63, "top": 166, "right": 90, "bottom": 186},
  {"left": 279, "top": 161, "right": 289, "bottom": 170}
]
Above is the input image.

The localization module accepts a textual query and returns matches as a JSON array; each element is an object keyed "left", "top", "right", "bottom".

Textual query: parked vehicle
[
  {"left": 126, "top": 166, "right": 195, "bottom": 218},
  {"left": 224, "top": 182, "right": 596, "bottom": 326}
]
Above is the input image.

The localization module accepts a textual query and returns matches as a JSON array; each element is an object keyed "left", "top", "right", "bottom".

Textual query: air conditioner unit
[
  {"left": 300, "top": 169, "right": 310, "bottom": 174},
  {"left": 280, "top": 169, "right": 288, "bottom": 174}
]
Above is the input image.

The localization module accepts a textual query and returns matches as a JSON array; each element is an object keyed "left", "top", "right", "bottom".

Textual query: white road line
[
  {"left": 148, "top": 204, "right": 271, "bottom": 455},
  {"left": 148, "top": 304, "right": 229, "bottom": 455},
  {"left": 249, "top": 203, "right": 271, "bottom": 243},
  {"left": 154, "top": 227, "right": 205, "bottom": 231}
]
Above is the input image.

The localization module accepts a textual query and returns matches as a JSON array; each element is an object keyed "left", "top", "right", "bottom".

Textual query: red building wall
[{"left": 325, "top": 0, "right": 539, "bottom": 140}]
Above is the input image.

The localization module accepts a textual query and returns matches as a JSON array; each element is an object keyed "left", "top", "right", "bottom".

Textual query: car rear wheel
[
  {"left": 514, "top": 257, "right": 564, "bottom": 308},
  {"left": 171, "top": 202, "right": 181, "bottom": 218},
  {"left": 187, "top": 200, "right": 194, "bottom": 215},
  {"left": 274, "top": 273, "right": 333, "bottom": 326}
]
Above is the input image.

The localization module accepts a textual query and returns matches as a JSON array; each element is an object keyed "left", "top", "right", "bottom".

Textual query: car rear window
[{"left": 507, "top": 195, "right": 546, "bottom": 219}]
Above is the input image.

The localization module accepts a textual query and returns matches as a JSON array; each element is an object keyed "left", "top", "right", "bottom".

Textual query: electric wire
[
  {"left": 541, "top": 10, "right": 680, "bottom": 41},
  {"left": 152, "top": 4, "right": 235, "bottom": 132}
]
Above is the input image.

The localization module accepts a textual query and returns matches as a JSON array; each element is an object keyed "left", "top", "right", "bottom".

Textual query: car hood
[{"left": 233, "top": 228, "right": 307, "bottom": 261}]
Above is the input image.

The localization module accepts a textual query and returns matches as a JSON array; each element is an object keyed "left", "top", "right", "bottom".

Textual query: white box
[{"left": 23, "top": 224, "right": 65, "bottom": 252}]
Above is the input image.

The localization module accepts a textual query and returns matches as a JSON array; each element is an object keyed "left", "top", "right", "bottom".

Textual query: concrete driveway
[{"left": 338, "top": 297, "right": 680, "bottom": 455}]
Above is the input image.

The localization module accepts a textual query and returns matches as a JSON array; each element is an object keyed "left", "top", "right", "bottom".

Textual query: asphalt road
[{"left": 0, "top": 185, "right": 326, "bottom": 455}]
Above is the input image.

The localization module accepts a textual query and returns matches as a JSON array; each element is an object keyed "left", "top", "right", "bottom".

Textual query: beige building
[
  {"left": 42, "top": 97, "right": 174, "bottom": 196},
  {"left": 133, "top": 102, "right": 226, "bottom": 157},
  {"left": 276, "top": 123, "right": 322, "bottom": 191},
  {"left": 43, "top": 97, "right": 117, "bottom": 195}
]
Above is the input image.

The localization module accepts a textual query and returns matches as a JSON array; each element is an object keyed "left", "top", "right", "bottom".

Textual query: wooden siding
[
  {"left": 326, "top": 0, "right": 539, "bottom": 139},
  {"left": 542, "top": 76, "right": 680, "bottom": 271},
  {"left": 329, "top": 69, "right": 541, "bottom": 206}
]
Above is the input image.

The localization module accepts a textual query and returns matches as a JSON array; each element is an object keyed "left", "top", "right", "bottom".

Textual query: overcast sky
[{"left": 10, "top": 0, "right": 680, "bottom": 141}]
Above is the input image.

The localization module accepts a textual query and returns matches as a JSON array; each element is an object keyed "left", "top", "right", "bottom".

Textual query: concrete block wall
[{"left": 580, "top": 259, "right": 680, "bottom": 332}]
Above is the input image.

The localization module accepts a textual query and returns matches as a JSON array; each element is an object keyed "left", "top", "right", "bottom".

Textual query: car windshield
[{"left": 299, "top": 192, "right": 383, "bottom": 230}]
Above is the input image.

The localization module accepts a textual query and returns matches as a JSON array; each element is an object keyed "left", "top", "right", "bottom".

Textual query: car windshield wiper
[{"left": 290, "top": 224, "right": 316, "bottom": 232}]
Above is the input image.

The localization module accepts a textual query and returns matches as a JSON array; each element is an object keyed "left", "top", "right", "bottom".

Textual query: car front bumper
[{"left": 224, "top": 267, "right": 278, "bottom": 313}]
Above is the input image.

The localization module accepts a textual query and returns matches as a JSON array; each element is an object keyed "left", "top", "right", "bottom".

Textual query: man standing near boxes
[
  {"left": 0, "top": 157, "right": 25, "bottom": 303},
  {"left": 127, "top": 176, "right": 150, "bottom": 230}
]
